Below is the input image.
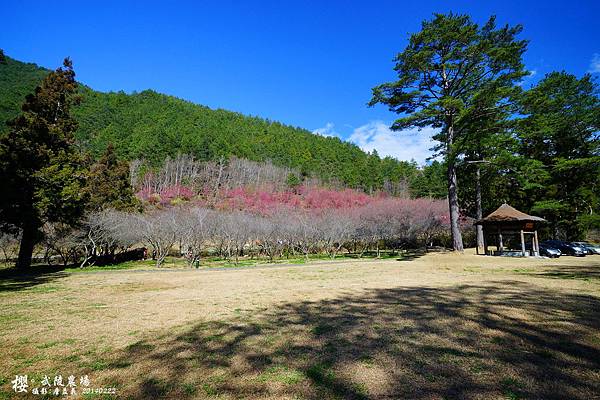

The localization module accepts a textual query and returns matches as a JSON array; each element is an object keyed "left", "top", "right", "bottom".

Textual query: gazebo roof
[{"left": 475, "top": 203, "right": 546, "bottom": 225}]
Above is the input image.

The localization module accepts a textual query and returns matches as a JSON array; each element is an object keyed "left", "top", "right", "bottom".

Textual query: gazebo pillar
[
  {"left": 498, "top": 228, "right": 503, "bottom": 253},
  {"left": 520, "top": 230, "right": 526, "bottom": 256},
  {"left": 483, "top": 233, "right": 488, "bottom": 255}
]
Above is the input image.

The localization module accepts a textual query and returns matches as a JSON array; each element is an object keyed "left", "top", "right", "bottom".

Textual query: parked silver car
[{"left": 573, "top": 242, "right": 600, "bottom": 255}]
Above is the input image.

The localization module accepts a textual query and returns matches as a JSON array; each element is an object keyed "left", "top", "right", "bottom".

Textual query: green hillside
[
  {"left": 0, "top": 56, "right": 48, "bottom": 126},
  {"left": 0, "top": 55, "right": 419, "bottom": 191}
]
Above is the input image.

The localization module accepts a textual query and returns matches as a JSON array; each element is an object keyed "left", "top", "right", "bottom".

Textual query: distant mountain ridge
[{"left": 0, "top": 54, "right": 418, "bottom": 191}]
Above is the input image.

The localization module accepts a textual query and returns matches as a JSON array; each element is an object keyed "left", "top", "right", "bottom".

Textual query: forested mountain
[
  {"left": 0, "top": 56, "right": 47, "bottom": 126},
  {"left": 0, "top": 55, "right": 423, "bottom": 193}
]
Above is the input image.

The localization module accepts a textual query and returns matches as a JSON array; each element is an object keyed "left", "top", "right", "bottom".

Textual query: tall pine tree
[
  {"left": 370, "top": 13, "right": 527, "bottom": 251},
  {"left": 0, "top": 58, "right": 88, "bottom": 268}
]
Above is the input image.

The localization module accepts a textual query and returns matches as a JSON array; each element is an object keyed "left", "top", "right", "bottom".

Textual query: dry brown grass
[{"left": 1, "top": 250, "right": 599, "bottom": 399}]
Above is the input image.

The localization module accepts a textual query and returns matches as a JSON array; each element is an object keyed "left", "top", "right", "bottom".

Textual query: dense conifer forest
[{"left": 0, "top": 55, "right": 425, "bottom": 194}]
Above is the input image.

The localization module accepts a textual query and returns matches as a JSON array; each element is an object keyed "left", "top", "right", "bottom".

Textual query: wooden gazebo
[{"left": 475, "top": 204, "right": 546, "bottom": 257}]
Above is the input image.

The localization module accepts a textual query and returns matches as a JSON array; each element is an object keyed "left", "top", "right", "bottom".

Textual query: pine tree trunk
[
  {"left": 475, "top": 166, "right": 484, "bottom": 254},
  {"left": 17, "top": 224, "right": 37, "bottom": 269},
  {"left": 446, "top": 123, "right": 464, "bottom": 252}
]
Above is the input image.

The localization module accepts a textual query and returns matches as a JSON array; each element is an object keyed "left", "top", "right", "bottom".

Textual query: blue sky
[{"left": 2, "top": 0, "right": 599, "bottom": 163}]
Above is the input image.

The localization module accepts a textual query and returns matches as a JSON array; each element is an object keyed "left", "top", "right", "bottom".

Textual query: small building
[{"left": 475, "top": 203, "right": 546, "bottom": 257}]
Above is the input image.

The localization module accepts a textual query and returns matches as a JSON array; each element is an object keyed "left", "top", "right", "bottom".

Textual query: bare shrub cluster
[{"left": 76, "top": 198, "right": 451, "bottom": 267}]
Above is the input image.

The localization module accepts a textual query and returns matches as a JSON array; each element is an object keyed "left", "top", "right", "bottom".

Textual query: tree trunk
[
  {"left": 447, "top": 163, "right": 464, "bottom": 251},
  {"left": 446, "top": 123, "right": 464, "bottom": 252},
  {"left": 475, "top": 166, "right": 484, "bottom": 254},
  {"left": 17, "top": 224, "right": 37, "bottom": 269}
]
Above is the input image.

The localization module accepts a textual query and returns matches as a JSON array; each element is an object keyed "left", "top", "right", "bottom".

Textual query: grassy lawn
[
  {"left": 0, "top": 251, "right": 406, "bottom": 275},
  {"left": 0, "top": 251, "right": 599, "bottom": 399}
]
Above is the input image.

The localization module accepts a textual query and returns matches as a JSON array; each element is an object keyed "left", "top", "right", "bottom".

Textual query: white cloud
[
  {"left": 517, "top": 69, "right": 537, "bottom": 86},
  {"left": 312, "top": 122, "right": 339, "bottom": 137},
  {"left": 349, "top": 121, "right": 437, "bottom": 165},
  {"left": 589, "top": 53, "right": 600, "bottom": 73}
]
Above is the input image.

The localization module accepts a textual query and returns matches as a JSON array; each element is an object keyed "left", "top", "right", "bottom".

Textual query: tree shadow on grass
[
  {"left": 527, "top": 264, "right": 600, "bottom": 281},
  {"left": 395, "top": 248, "right": 428, "bottom": 261},
  {"left": 105, "top": 282, "right": 600, "bottom": 399},
  {"left": 341, "top": 249, "right": 428, "bottom": 262},
  {"left": 0, "top": 265, "right": 69, "bottom": 292}
]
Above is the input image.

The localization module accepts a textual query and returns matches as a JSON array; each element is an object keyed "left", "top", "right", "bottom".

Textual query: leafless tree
[
  {"left": 213, "top": 211, "right": 256, "bottom": 263},
  {"left": 287, "top": 209, "right": 320, "bottom": 261},
  {"left": 127, "top": 209, "right": 179, "bottom": 267},
  {"left": 176, "top": 207, "right": 215, "bottom": 266},
  {"left": 352, "top": 205, "right": 386, "bottom": 257},
  {"left": 77, "top": 210, "right": 136, "bottom": 267},
  {"left": 0, "top": 231, "right": 20, "bottom": 264},
  {"left": 132, "top": 154, "right": 307, "bottom": 195},
  {"left": 42, "top": 223, "right": 80, "bottom": 266},
  {"left": 382, "top": 178, "right": 411, "bottom": 198},
  {"left": 318, "top": 209, "right": 356, "bottom": 258},
  {"left": 253, "top": 209, "right": 293, "bottom": 260},
  {"left": 129, "top": 158, "right": 144, "bottom": 189}
]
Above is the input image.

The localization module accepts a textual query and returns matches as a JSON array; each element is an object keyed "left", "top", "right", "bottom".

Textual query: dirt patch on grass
[{"left": 0, "top": 251, "right": 599, "bottom": 399}]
